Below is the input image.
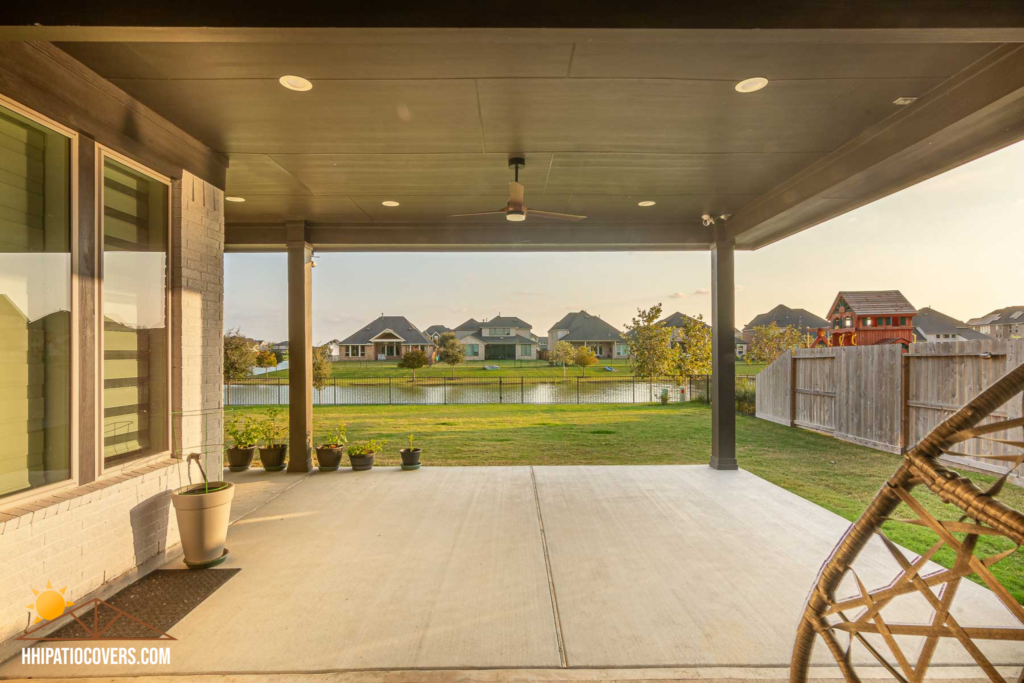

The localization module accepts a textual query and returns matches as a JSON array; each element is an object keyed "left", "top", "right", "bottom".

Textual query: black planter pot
[
  {"left": 400, "top": 448, "right": 422, "bottom": 471},
  {"left": 260, "top": 445, "right": 288, "bottom": 472},
  {"left": 349, "top": 453, "right": 375, "bottom": 471},
  {"left": 316, "top": 446, "right": 345, "bottom": 471},
  {"left": 226, "top": 447, "right": 256, "bottom": 472}
]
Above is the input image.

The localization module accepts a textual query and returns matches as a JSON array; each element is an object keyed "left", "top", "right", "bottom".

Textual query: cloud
[
  {"left": 669, "top": 292, "right": 686, "bottom": 299},
  {"left": 692, "top": 288, "right": 711, "bottom": 295}
]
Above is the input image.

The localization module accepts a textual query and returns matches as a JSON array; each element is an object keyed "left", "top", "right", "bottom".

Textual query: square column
[
  {"left": 710, "top": 238, "right": 738, "bottom": 470},
  {"left": 286, "top": 221, "right": 313, "bottom": 473}
]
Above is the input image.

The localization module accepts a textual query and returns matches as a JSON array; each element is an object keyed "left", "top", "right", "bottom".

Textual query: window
[
  {"left": 101, "top": 155, "right": 170, "bottom": 465},
  {"left": 490, "top": 327, "right": 511, "bottom": 336},
  {"left": 465, "top": 344, "right": 479, "bottom": 356},
  {"left": 520, "top": 344, "right": 531, "bottom": 356},
  {"left": 844, "top": 317, "right": 852, "bottom": 328},
  {"left": 864, "top": 317, "right": 873, "bottom": 326},
  {"left": 616, "top": 343, "right": 629, "bottom": 356},
  {"left": 0, "top": 102, "right": 72, "bottom": 499},
  {"left": 345, "top": 345, "right": 364, "bottom": 357},
  {"left": 900, "top": 316, "right": 907, "bottom": 326}
]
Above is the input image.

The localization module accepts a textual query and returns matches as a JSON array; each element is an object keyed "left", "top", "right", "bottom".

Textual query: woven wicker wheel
[{"left": 790, "top": 363, "right": 1024, "bottom": 683}]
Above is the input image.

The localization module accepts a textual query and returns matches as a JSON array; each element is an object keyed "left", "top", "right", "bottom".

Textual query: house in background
[
  {"left": 337, "top": 316, "right": 434, "bottom": 361},
  {"left": 322, "top": 340, "right": 342, "bottom": 361},
  {"left": 549, "top": 311, "right": 627, "bottom": 359},
  {"left": 913, "top": 307, "right": 992, "bottom": 343},
  {"left": 966, "top": 306, "right": 1024, "bottom": 340},
  {"left": 454, "top": 315, "right": 538, "bottom": 361},
  {"left": 813, "top": 290, "right": 917, "bottom": 348},
  {"left": 424, "top": 325, "right": 452, "bottom": 343},
  {"left": 742, "top": 304, "right": 829, "bottom": 343},
  {"left": 659, "top": 312, "right": 747, "bottom": 359}
]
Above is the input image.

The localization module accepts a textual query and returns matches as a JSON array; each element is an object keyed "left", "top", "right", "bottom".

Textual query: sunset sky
[{"left": 225, "top": 140, "right": 1024, "bottom": 344}]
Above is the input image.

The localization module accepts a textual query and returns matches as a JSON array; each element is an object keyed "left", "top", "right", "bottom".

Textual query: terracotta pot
[
  {"left": 316, "top": 446, "right": 345, "bottom": 471},
  {"left": 171, "top": 482, "right": 234, "bottom": 568},
  {"left": 400, "top": 448, "right": 422, "bottom": 470},
  {"left": 260, "top": 445, "right": 288, "bottom": 472},
  {"left": 226, "top": 447, "right": 256, "bottom": 472},
  {"left": 349, "top": 452, "right": 375, "bottom": 471}
]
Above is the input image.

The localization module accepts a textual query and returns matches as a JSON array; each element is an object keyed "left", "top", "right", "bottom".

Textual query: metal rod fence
[{"left": 225, "top": 374, "right": 757, "bottom": 412}]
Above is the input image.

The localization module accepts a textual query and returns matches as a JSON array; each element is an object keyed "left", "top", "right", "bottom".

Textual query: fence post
[
  {"left": 632, "top": 376, "right": 635, "bottom": 403},
  {"left": 900, "top": 353, "right": 910, "bottom": 454},
  {"left": 521, "top": 376, "right": 524, "bottom": 403},
  {"left": 577, "top": 377, "right": 580, "bottom": 404},
  {"left": 389, "top": 377, "right": 392, "bottom": 405},
  {"left": 789, "top": 352, "right": 798, "bottom": 427},
  {"left": 499, "top": 377, "right": 503, "bottom": 403},
  {"left": 444, "top": 377, "right": 447, "bottom": 405},
  {"left": 226, "top": 381, "right": 231, "bottom": 406},
  {"left": 278, "top": 379, "right": 282, "bottom": 405}
]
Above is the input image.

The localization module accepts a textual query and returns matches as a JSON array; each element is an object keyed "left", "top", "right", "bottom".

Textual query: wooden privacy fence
[{"left": 756, "top": 340, "right": 1024, "bottom": 478}]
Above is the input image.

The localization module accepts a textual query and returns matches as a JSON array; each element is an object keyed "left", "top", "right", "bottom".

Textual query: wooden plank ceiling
[{"left": 53, "top": 35, "right": 1012, "bottom": 249}]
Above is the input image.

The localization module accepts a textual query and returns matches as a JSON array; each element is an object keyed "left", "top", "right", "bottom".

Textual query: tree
[
  {"left": 398, "top": 348, "right": 429, "bottom": 380},
  {"left": 312, "top": 345, "right": 332, "bottom": 391},
  {"left": 255, "top": 349, "right": 277, "bottom": 374},
  {"left": 747, "top": 322, "right": 804, "bottom": 366},
  {"left": 624, "top": 304, "right": 674, "bottom": 381},
  {"left": 549, "top": 340, "right": 576, "bottom": 378},
  {"left": 573, "top": 346, "right": 598, "bottom": 376},
  {"left": 437, "top": 335, "right": 466, "bottom": 378},
  {"left": 271, "top": 348, "right": 286, "bottom": 367},
  {"left": 224, "top": 329, "right": 257, "bottom": 381},
  {"left": 672, "top": 314, "right": 712, "bottom": 380}
]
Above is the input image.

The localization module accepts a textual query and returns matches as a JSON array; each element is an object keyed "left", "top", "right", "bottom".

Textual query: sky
[{"left": 225, "top": 140, "right": 1024, "bottom": 344}]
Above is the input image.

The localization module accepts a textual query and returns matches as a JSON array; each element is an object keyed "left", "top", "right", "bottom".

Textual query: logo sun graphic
[{"left": 26, "top": 581, "right": 74, "bottom": 624}]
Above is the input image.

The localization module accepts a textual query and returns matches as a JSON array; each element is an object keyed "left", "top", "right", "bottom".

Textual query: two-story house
[
  {"left": 913, "top": 307, "right": 991, "bottom": 343},
  {"left": 966, "top": 306, "right": 1024, "bottom": 340},
  {"left": 548, "top": 310, "right": 628, "bottom": 359},
  {"left": 454, "top": 316, "right": 539, "bottom": 361}
]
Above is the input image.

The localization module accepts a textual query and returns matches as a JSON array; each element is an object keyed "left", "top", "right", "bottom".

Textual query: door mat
[{"left": 45, "top": 569, "right": 240, "bottom": 640}]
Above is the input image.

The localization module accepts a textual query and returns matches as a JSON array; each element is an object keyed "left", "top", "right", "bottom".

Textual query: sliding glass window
[
  {"left": 101, "top": 156, "right": 169, "bottom": 465},
  {"left": 0, "top": 102, "right": 72, "bottom": 499}
]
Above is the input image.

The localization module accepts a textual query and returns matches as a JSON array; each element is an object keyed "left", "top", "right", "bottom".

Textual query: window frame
[
  {"left": 0, "top": 95, "right": 80, "bottom": 506},
  {"left": 96, "top": 146, "right": 173, "bottom": 476}
]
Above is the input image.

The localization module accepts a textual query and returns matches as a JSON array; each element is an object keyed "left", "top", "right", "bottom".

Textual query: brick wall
[
  {"left": 172, "top": 171, "right": 225, "bottom": 463},
  {"left": 0, "top": 170, "right": 225, "bottom": 650}
]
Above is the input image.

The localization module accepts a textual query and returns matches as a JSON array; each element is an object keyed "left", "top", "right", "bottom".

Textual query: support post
[
  {"left": 286, "top": 221, "right": 313, "bottom": 473},
  {"left": 710, "top": 237, "right": 738, "bottom": 470}
]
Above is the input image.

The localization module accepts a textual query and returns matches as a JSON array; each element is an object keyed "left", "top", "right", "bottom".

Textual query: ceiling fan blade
[
  {"left": 509, "top": 181, "right": 525, "bottom": 211},
  {"left": 526, "top": 209, "right": 587, "bottom": 222},
  {"left": 448, "top": 210, "right": 507, "bottom": 218}
]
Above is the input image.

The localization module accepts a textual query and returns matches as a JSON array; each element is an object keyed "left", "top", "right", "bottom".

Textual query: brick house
[
  {"left": 336, "top": 315, "right": 434, "bottom": 361},
  {"left": 548, "top": 311, "right": 628, "bottom": 359},
  {"left": 454, "top": 316, "right": 539, "bottom": 361}
]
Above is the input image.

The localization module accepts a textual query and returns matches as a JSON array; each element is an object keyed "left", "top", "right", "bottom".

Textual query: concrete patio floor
[{"left": 2, "top": 465, "right": 1022, "bottom": 680}]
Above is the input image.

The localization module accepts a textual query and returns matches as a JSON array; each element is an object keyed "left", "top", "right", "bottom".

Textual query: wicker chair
[{"left": 791, "top": 362, "right": 1024, "bottom": 683}]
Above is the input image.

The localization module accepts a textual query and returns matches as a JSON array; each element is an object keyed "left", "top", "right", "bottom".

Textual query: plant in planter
[
  {"left": 257, "top": 408, "right": 289, "bottom": 472},
  {"left": 171, "top": 453, "right": 234, "bottom": 568},
  {"left": 399, "top": 433, "right": 422, "bottom": 471},
  {"left": 347, "top": 438, "right": 387, "bottom": 471},
  {"left": 315, "top": 422, "right": 348, "bottom": 472},
  {"left": 225, "top": 417, "right": 259, "bottom": 472}
]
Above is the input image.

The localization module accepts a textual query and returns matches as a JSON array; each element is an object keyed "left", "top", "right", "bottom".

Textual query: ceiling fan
[{"left": 449, "top": 157, "right": 586, "bottom": 222}]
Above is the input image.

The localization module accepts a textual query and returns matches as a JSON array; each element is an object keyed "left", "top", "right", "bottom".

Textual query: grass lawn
[
  {"left": 225, "top": 402, "right": 1024, "bottom": 603},
  {"left": 259, "top": 358, "right": 766, "bottom": 379}
]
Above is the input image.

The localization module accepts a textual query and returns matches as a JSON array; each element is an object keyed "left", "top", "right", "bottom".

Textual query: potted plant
[
  {"left": 399, "top": 434, "right": 422, "bottom": 470},
  {"left": 171, "top": 454, "right": 234, "bottom": 568},
  {"left": 348, "top": 438, "right": 386, "bottom": 471},
  {"left": 315, "top": 422, "right": 348, "bottom": 472},
  {"left": 225, "top": 417, "right": 259, "bottom": 472},
  {"left": 257, "top": 408, "right": 288, "bottom": 472}
]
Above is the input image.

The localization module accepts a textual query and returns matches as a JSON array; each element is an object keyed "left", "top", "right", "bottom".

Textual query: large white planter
[{"left": 171, "top": 482, "right": 234, "bottom": 568}]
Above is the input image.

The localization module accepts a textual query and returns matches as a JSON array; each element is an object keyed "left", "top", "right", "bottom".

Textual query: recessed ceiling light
[
  {"left": 893, "top": 97, "right": 918, "bottom": 106},
  {"left": 279, "top": 75, "right": 313, "bottom": 92},
  {"left": 638, "top": 200, "right": 656, "bottom": 207},
  {"left": 506, "top": 211, "right": 526, "bottom": 222},
  {"left": 381, "top": 200, "right": 400, "bottom": 207},
  {"left": 225, "top": 196, "right": 246, "bottom": 203},
  {"left": 735, "top": 77, "right": 769, "bottom": 93}
]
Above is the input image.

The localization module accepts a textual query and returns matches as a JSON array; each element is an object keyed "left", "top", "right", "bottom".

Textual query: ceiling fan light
[
  {"left": 506, "top": 211, "right": 526, "bottom": 222},
  {"left": 279, "top": 75, "right": 313, "bottom": 91},
  {"left": 638, "top": 200, "right": 656, "bottom": 207}
]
